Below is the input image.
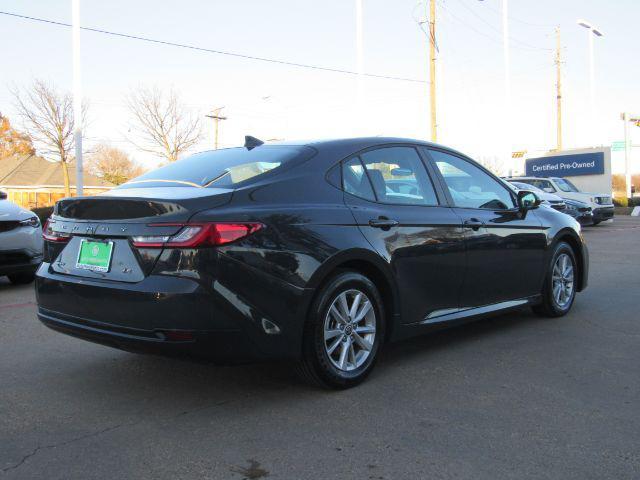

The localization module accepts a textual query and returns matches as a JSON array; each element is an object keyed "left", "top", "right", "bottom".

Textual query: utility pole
[
  {"left": 205, "top": 107, "right": 227, "bottom": 150},
  {"left": 555, "top": 26, "right": 563, "bottom": 151},
  {"left": 622, "top": 113, "right": 632, "bottom": 200},
  {"left": 502, "top": 0, "right": 511, "bottom": 165},
  {"left": 428, "top": 0, "right": 437, "bottom": 142},
  {"left": 72, "top": 0, "right": 83, "bottom": 196}
]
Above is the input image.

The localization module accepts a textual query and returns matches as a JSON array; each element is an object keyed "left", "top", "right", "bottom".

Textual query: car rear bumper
[
  {"left": 35, "top": 257, "right": 310, "bottom": 362},
  {"left": 38, "top": 307, "right": 258, "bottom": 362},
  {"left": 593, "top": 206, "right": 614, "bottom": 222}
]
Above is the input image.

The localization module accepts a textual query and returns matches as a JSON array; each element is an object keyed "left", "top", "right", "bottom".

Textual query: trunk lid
[{"left": 46, "top": 186, "right": 232, "bottom": 282}]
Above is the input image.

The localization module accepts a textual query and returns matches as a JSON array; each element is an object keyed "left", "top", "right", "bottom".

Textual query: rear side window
[
  {"left": 342, "top": 157, "right": 375, "bottom": 201},
  {"left": 359, "top": 147, "right": 438, "bottom": 206},
  {"left": 121, "top": 146, "right": 314, "bottom": 189}
]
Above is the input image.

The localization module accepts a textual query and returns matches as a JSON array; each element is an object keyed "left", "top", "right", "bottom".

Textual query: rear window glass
[{"left": 120, "top": 146, "right": 313, "bottom": 189}]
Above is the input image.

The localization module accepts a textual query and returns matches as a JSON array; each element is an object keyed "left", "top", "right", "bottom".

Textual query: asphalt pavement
[{"left": 1, "top": 217, "right": 639, "bottom": 480}]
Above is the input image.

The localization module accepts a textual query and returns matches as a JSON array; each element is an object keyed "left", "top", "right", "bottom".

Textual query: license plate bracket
[{"left": 76, "top": 239, "right": 114, "bottom": 272}]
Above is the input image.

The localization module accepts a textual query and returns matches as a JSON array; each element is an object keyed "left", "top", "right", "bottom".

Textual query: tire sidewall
[{"left": 306, "top": 272, "right": 385, "bottom": 388}]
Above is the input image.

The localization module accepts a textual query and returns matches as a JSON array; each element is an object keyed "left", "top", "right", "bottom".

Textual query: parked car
[
  {"left": 506, "top": 181, "right": 594, "bottom": 226},
  {"left": 36, "top": 138, "right": 589, "bottom": 388},
  {"left": 0, "top": 190, "right": 43, "bottom": 284},
  {"left": 507, "top": 180, "right": 567, "bottom": 211},
  {"left": 505, "top": 176, "right": 613, "bottom": 224}
]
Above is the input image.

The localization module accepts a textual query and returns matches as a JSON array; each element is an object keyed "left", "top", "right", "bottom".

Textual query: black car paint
[{"left": 35, "top": 138, "right": 588, "bottom": 362}]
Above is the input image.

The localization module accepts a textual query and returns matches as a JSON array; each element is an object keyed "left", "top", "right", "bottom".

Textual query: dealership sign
[{"left": 525, "top": 152, "right": 605, "bottom": 177}]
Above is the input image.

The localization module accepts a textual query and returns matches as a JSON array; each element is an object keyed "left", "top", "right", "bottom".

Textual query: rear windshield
[{"left": 120, "top": 146, "right": 313, "bottom": 189}]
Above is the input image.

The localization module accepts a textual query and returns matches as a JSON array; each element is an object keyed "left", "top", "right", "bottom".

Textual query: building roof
[{"left": 0, "top": 155, "right": 113, "bottom": 188}]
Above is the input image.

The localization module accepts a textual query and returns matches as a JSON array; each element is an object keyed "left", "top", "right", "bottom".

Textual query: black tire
[
  {"left": 8, "top": 271, "right": 36, "bottom": 285},
  {"left": 591, "top": 220, "right": 601, "bottom": 226},
  {"left": 532, "top": 241, "right": 577, "bottom": 317},
  {"left": 296, "top": 271, "right": 386, "bottom": 389}
]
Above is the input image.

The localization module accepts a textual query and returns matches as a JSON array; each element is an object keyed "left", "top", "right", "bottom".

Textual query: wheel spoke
[
  {"left": 338, "top": 340, "right": 349, "bottom": 369},
  {"left": 327, "top": 336, "right": 342, "bottom": 355},
  {"left": 348, "top": 341, "right": 356, "bottom": 368},
  {"left": 553, "top": 282, "right": 562, "bottom": 303},
  {"left": 355, "top": 325, "right": 376, "bottom": 334},
  {"left": 330, "top": 304, "right": 347, "bottom": 325},
  {"left": 349, "top": 292, "right": 362, "bottom": 320},
  {"left": 337, "top": 293, "right": 350, "bottom": 321},
  {"left": 324, "top": 329, "right": 342, "bottom": 341},
  {"left": 352, "top": 332, "right": 372, "bottom": 351},
  {"left": 352, "top": 301, "right": 372, "bottom": 324}
]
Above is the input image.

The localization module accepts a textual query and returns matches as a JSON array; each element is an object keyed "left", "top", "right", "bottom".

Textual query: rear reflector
[
  {"left": 159, "top": 331, "right": 195, "bottom": 342},
  {"left": 42, "top": 219, "right": 71, "bottom": 243},
  {"left": 132, "top": 222, "right": 263, "bottom": 248}
]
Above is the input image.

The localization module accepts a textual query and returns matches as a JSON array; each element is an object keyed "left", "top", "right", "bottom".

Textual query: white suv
[
  {"left": 507, "top": 176, "right": 614, "bottom": 225},
  {"left": 0, "top": 191, "right": 44, "bottom": 284}
]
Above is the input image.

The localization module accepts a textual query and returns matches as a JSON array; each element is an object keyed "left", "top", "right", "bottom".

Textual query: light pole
[
  {"left": 577, "top": 19, "right": 603, "bottom": 144},
  {"left": 72, "top": 0, "right": 83, "bottom": 196},
  {"left": 205, "top": 107, "right": 227, "bottom": 150},
  {"left": 479, "top": 0, "right": 511, "bottom": 167},
  {"left": 355, "top": 0, "right": 364, "bottom": 132}
]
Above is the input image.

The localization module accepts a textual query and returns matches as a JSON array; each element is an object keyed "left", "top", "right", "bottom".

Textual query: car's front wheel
[
  {"left": 533, "top": 241, "right": 577, "bottom": 317},
  {"left": 297, "top": 271, "right": 385, "bottom": 389}
]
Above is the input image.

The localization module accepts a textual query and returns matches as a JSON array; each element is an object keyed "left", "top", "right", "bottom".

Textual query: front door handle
[
  {"left": 369, "top": 217, "right": 399, "bottom": 229},
  {"left": 463, "top": 218, "right": 485, "bottom": 231}
]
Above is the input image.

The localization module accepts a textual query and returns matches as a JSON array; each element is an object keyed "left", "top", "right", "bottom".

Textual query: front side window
[
  {"left": 429, "top": 150, "right": 515, "bottom": 210},
  {"left": 359, "top": 147, "right": 438, "bottom": 206}
]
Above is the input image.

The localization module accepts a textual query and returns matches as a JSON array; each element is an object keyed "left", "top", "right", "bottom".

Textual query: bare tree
[
  {"left": 125, "top": 86, "right": 201, "bottom": 163},
  {"left": 87, "top": 143, "right": 145, "bottom": 185},
  {"left": 10, "top": 79, "right": 86, "bottom": 197}
]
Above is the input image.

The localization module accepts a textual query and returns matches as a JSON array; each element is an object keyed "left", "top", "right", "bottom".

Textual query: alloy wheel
[
  {"left": 552, "top": 253, "right": 575, "bottom": 308},
  {"left": 323, "top": 289, "right": 377, "bottom": 372}
]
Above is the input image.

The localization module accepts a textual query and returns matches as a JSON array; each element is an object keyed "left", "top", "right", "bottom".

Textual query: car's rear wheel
[
  {"left": 7, "top": 272, "right": 36, "bottom": 285},
  {"left": 532, "top": 241, "right": 577, "bottom": 317},
  {"left": 297, "top": 271, "right": 385, "bottom": 389}
]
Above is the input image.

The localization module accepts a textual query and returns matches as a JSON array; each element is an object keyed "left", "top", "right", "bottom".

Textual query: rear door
[
  {"left": 342, "top": 145, "right": 466, "bottom": 324},
  {"left": 424, "top": 148, "right": 547, "bottom": 308}
]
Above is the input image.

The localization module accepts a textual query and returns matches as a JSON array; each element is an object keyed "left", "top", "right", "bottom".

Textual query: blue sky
[{"left": 1, "top": 0, "right": 638, "bottom": 173}]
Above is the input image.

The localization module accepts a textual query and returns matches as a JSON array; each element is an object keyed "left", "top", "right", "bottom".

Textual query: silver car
[{"left": 0, "top": 191, "right": 43, "bottom": 284}]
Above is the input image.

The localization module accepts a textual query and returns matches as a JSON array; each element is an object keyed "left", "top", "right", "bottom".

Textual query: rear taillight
[
  {"left": 42, "top": 219, "right": 71, "bottom": 243},
  {"left": 131, "top": 222, "right": 263, "bottom": 248}
]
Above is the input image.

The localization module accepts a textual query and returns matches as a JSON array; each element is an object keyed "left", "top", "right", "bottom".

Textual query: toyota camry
[{"left": 36, "top": 137, "right": 588, "bottom": 388}]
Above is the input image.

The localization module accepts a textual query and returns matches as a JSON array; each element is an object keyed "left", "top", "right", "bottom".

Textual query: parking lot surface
[{"left": 1, "top": 217, "right": 639, "bottom": 480}]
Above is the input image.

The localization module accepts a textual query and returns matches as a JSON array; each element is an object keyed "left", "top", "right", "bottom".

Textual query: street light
[
  {"left": 577, "top": 19, "right": 604, "bottom": 145},
  {"left": 479, "top": 0, "right": 511, "bottom": 169}
]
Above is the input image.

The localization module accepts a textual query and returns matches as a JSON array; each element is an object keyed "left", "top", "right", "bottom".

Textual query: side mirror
[
  {"left": 543, "top": 187, "right": 555, "bottom": 193},
  {"left": 0, "top": 191, "right": 7, "bottom": 200},
  {"left": 518, "top": 190, "right": 540, "bottom": 210}
]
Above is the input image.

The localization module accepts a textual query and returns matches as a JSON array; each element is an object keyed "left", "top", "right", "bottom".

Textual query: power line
[
  {"left": 452, "top": 0, "right": 552, "bottom": 51},
  {"left": 437, "top": 1, "right": 551, "bottom": 52},
  {"left": 0, "top": 10, "right": 427, "bottom": 84}
]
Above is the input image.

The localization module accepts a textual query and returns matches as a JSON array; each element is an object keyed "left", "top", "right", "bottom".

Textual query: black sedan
[{"left": 36, "top": 137, "right": 588, "bottom": 388}]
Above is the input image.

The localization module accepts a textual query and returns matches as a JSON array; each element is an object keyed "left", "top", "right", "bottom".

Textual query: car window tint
[
  {"left": 429, "top": 150, "right": 515, "bottom": 210},
  {"left": 342, "top": 157, "right": 375, "bottom": 201},
  {"left": 359, "top": 147, "right": 438, "bottom": 206},
  {"left": 121, "top": 146, "right": 314, "bottom": 189}
]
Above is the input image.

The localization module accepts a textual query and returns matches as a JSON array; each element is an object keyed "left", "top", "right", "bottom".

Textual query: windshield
[
  {"left": 510, "top": 181, "right": 544, "bottom": 193},
  {"left": 554, "top": 178, "right": 580, "bottom": 193},
  {"left": 120, "top": 146, "right": 313, "bottom": 189}
]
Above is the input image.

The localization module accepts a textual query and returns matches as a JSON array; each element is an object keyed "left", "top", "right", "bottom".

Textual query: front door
[
  {"left": 425, "top": 148, "right": 547, "bottom": 308},
  {"left": 341, "top": 145, "right": 466, "bottom": 324}
]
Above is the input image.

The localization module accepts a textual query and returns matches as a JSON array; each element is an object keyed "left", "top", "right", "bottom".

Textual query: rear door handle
[
  {"left": 368, "top": 217, "right": 399, "bottom": 229},
  {"left": 463, "top": 218, "right": 485, "bottom": 231}
]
